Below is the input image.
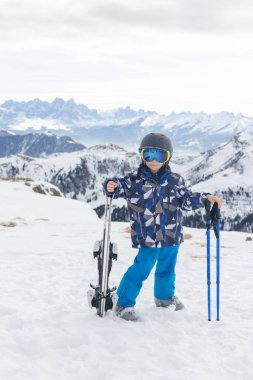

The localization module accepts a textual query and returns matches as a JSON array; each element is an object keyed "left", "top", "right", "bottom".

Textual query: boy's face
[{"left": 145, "top": 160, "right": 164, "bottom": 173}]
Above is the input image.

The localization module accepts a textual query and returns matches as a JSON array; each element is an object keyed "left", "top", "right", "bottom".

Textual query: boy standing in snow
[{"left": 104, "top": 133, "right": 222, "bottom": 321}]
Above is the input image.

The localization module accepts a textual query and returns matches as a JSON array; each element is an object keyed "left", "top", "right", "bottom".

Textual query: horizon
[{"left": 0, "top": 96, "right": 253, "bottom": 118}]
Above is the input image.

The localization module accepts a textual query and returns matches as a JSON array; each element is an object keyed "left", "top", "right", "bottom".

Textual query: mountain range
[
  {"left": 181, "top": 132, "right": 253, "bottom": 232},
  {"left": 0, "top": 130, "right": 85, "bottom": 157},
  {"left": 0, "top": 132, "right": 252, "bottom": 233},
  {"left": 1, "top": 98, "right": 253, "bottom": 152}
]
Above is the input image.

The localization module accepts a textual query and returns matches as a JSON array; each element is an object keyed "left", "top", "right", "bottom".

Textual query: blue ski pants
[{"left": 116, "top": 245, "right": 179, "bottom": 307}]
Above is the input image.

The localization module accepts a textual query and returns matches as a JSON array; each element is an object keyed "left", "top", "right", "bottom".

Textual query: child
[{"left": 104, "top": 132, "right": 222, "bottom": 321}]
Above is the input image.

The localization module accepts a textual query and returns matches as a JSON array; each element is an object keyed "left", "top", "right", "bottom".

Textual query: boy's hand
[
  {"left": 206, "top": 194, "right": 223, "bottom": 209},
  {"left": 107, "top": 181, "right": 118, "bottom": 192}
]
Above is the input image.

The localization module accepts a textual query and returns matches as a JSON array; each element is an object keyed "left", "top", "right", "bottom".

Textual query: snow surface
[
  {"left": 1, "top": 180, "right": 253, "bottom": 380},
  {"left": 10, "top": 118, "right": 70, "bottom": 132}
]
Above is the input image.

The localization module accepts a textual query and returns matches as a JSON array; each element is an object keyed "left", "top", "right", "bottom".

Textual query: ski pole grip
[{"left": 204, "top": 199, "right": 211, "bottom": 219}]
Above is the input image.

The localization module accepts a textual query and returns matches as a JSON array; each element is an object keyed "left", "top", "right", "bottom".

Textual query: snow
[
  {"left": 0, "top": 146, "right": 140, "bottom": 209},
  {"left": 1, "top": 179, "right": 253, "bottom": 380},
  {"left": 2, "top": 98, "right": 253, "bottom": 153},
  {"left": 9, "top": 118, "right": 70, "bottom": 132},
  {"left": 187, "top": 133, "right": 253, "bottom": 192}
]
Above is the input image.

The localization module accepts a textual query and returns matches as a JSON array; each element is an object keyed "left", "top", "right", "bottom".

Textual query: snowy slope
[
  {"left": 0, "top": 144, "right": 140, "bottom": 210},
  {"left": 184, "top": 132, "right": 253, "bottom": 190},
  {"left": 181, "top": 133, "right": 253, "bottom": 231},
  {"left": 1, "top": 180, "right": 253, "bottom": 380}
]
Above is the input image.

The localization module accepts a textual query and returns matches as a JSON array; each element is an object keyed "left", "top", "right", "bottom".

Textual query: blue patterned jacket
[{"left": 104, "top": 164, "right": 209, "bottom": 248}]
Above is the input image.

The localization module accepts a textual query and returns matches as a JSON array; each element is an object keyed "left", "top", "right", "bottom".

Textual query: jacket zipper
[
  {"left": 138, "top": 212, "right": 144, "bottom": 239},
  {"left": 152, "top": 182, "right": 157, "bottom": 233}
]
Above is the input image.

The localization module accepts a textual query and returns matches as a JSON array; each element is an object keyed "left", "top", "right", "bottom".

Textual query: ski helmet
[{"left": 139, "top": 132, "right": 173, "bottom": 159}]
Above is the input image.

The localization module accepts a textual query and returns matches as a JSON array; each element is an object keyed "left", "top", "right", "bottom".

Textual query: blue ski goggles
[{"left": 138, "top": 147, "right": 173, "bottom": 163}]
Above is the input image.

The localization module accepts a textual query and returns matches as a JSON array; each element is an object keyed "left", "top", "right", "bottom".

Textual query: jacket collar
[{"left": 139, "top": 163, "right": 172, "bottom": 183}]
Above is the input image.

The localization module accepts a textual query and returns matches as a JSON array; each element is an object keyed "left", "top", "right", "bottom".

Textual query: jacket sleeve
[
  {"left": 175, "top": 176, "right": 210, "bottom": 211},
  {"left": 103, "top": 176, "right": 131, "bottom": 199}
]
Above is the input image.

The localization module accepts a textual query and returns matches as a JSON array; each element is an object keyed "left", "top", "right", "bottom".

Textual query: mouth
[
  {"left": 149, "top": 162, "right": 160, "bottom": 166},
  {"left": 147, "top": 161, "right": 162, "bottom": 170}
]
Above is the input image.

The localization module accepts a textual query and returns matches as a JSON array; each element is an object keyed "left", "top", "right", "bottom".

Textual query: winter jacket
[{"left": 104, "top": 163, "right": 210, "bottom": 249}]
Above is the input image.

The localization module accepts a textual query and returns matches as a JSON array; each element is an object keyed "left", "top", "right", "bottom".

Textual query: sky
[{"left": 0, "top": 0, "right": 253, "bottom": 115}]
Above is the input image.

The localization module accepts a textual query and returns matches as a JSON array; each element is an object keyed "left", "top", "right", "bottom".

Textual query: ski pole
[
  {"left": 215, "top": 206, "right": 221, "bottom": 321},
  {"left": 205, "top": 200, "right": 212, "bottom": 321},
  {"left": 211, "top": 202, "right": 221, "bottom": 321}
]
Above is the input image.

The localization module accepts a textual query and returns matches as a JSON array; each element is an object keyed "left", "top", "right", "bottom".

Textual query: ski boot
[
  {"left": 114, "top": 305, "right": 139, "bottom": 322},
  {"left": 155, "top": 296, "right": 184, "bottom": 311}
]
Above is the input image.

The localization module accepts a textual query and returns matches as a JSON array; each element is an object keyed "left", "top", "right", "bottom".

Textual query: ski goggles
[{"left": 138, "top": 147, "right": 173, "bottom": 163}]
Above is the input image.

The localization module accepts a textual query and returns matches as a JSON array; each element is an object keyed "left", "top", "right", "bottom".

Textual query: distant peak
[
  {"left": 40, "top": 131, "right": 55, "bottom": 137},
  {"left": 0, "top": 129, "right": 16, "bottom": 136},
  {"left": 66, "top": 98, "right": 76, "bottom": 105},
  {"left": 88, "top": 143, "right": 127, "bottom": 152},
  {"left": 52, "top": 97, "right": 65, "bottom": 104},
  {"left": 233, "top": 131, "right": 253, "bottom": 143}
]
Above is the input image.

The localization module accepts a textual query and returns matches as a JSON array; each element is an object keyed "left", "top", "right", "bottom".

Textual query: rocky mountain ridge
[
  {"left": 0, "top": 130, "right": 85, "bottom": 157},
  {"left": 1, "top": 98, "right": 253, "bottom": 152}
]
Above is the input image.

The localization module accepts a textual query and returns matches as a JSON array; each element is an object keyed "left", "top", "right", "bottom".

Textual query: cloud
[
  {"left": 0, "top": 0, "right": 253, "bottom": 50},
  {"left": 0, "top": 0, "right": 253, "bottom": 115},
  {"left": 88, "top": 0, "right": 253, "bottom": 35}
]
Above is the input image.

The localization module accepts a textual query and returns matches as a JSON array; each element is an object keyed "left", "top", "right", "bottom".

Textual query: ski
[{"left": 87, "top": 196, "right": 118, "bottom": 317}]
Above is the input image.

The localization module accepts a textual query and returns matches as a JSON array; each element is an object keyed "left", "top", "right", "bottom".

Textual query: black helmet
[{"left": 140, "top": 132, "right": 173, "bottom": 151}]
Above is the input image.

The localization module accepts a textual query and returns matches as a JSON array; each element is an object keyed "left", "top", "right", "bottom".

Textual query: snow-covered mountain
[
  {"left": 1, "top": 98, "right": 253, "bottom": 152},
  {"left": 0, "top": 132, "right": 252, "bottom": 232},
  {"left": 0, "top": 98, "right": 100, "bottom": 123},
  {"left": 0, "top": 130, "right": 86, "bottom": 157},
  {"left": 0, "top": 144, "right": 140, "bottom": 218},
  {"left": 179, "top": 132, "right": 253, "bottom": 232},
  {"left": 1, "top": 178, "right": 253, "bottom": 380}
]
